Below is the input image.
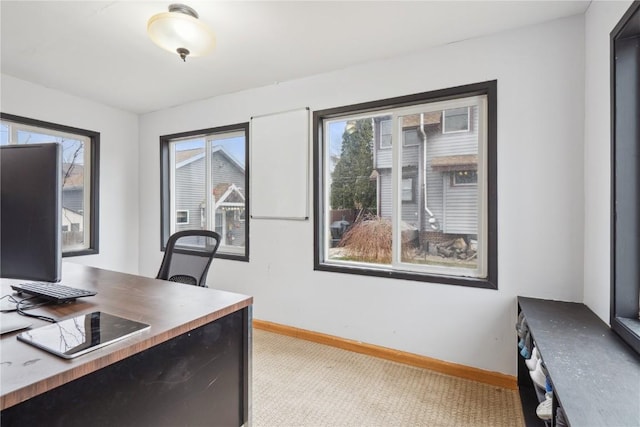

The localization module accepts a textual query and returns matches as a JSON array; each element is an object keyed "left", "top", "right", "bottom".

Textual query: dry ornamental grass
[{"left": 338, "top": 216, "right": 411, "bottom": 263}]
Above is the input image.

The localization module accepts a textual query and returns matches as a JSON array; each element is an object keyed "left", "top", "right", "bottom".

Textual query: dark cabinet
[{"left": 517, "top": 297, "right": 640, "bottom": 427}]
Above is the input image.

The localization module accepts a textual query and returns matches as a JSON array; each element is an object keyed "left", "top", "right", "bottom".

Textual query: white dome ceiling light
[{"left": 147, "top": 4, "right": 216, "bottom": 62}]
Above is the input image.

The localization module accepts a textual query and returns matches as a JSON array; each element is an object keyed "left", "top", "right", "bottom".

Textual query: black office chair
[{"left": 156, "top": 230, "right": 221, "bottom": 287}]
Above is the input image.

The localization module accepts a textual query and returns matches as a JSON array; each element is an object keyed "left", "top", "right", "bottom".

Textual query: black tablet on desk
[{"left": 17, "top": 311, "right": 150, "bottom": 359}]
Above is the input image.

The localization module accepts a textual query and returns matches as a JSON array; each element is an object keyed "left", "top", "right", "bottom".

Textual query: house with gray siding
[
  {"left": 372, "top": 105, "right": 479, "bottom": 250},
  {"left": 61, "top": 163, "right": 84, "bottom": 214},
  {"left": 174, "top": 146, "right": 246, "bottom": 247},
  {"left": 60, "top": 162, "right": 85, "bottom": 246}
]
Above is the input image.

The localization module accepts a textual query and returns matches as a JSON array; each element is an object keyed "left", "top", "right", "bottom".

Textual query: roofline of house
[{"left": 175, "top": 146, "right": 245, "bottom": 172}]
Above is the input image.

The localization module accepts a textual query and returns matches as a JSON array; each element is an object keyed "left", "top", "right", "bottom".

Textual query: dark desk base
[{"left": 1, "top": 308, "right": 250, "bottom": 427}]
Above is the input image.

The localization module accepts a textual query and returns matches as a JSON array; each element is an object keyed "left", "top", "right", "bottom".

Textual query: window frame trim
[
  {"left": 160, "top": 122, "right": 250, "bottom": 262},
  {"left": 313, "top": 80, "right": 498, "bottom": 289},
  {"left": 610, "top": 0, "right": 640, "bottom": 355},
  {"left": 393, "top": 96, "right": 488, "bottom": 279},
  {"left": 0, "top": 112, "right": 100, "bottom": 257}
]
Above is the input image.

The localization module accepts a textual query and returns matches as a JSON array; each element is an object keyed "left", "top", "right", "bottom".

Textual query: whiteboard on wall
[{"left": 250, "top": 107, "right": 310, "bottom": 220}]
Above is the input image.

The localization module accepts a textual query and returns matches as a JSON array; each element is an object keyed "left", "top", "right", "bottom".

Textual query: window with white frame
[
  {"left": 402, "top": 128, "right": 421, "bottom": 147},
  {"left": 0, "top": 113, "right": 99, "bottom": 256},
  {"left": 314, "top": 81, "right": 497, "bottom": 288},
  {"left": 176, "top": 210, "right": 189, "bottom": 224},
  {"left": 160, "top": 123, "right": 249, "bottom": 261},
  {"left": 453, "top": 170, "right": 478, "bottom": 186},
  {"left": 380, "top": 118, "right": 392, "bottom": 148},
  {"left": 443, "top": 106, "right": 470, "bottom": 133},
  {"left": 401, "top": 177, "right": 414, "bottom": 202}
]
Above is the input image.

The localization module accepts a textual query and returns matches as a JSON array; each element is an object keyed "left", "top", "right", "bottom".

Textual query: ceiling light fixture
[{"left": 147, "top": 4, "right": 215, "bottom": 62}]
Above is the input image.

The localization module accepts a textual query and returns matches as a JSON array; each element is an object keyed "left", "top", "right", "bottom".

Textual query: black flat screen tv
[{"left": 0, "top": 143, "right": 62, "bottom": 282}]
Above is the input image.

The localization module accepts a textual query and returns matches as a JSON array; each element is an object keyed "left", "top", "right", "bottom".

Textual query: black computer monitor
[{"left": 0, "top": 143, "right": 62, "bottom": 282}]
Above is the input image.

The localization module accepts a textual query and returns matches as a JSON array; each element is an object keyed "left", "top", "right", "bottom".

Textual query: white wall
[
  {"left": 139, "top": 15, "right": 586, "bottom": 376},
  {"left": 583, "top": 0, "right": 634, "bottom": 324},
  {"left": 1, "top": 74, "right": 140, "bottom": 274}
]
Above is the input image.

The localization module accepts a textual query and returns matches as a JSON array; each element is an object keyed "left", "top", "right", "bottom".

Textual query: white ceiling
[{"left": 1, "top": 1, "right": 590, "bottom": 114}]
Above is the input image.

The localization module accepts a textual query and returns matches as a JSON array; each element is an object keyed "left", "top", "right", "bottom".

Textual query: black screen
[
  {"left": 17, "top": 311, "right": 150, "bottom": 358},
  {"left": 0, "top": 143, "right": 62, "bottom": 282}
]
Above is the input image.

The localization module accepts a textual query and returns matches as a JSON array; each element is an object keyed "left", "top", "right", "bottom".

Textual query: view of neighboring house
[
  {"left": 61, "top": 163, "right": 85, "bottom": 246},
  {"left": 62, "top": 163, "right": 83, "bottom": 215},
  {"left": 174, "top": 146, "right": 246, "bottom": 247},
  {"left": 372, "top": 105, "right": 479, "bottom": 254},
  {"left": 62, "top": 207, "right": 83, "bottom": 232}
]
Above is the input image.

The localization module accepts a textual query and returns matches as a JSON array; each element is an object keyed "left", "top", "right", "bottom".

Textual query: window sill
[
  {"left": 215, "top": 253, "right": 249, "bottom": 263},
  {"left": 315, "top": 262, "right": 496, "bottom": 289},
  {"left": 612, "top": 316, "right": 640, "bottom": 355},
  {"left": 63, "top": 248, "right": 98, "bottom": 257}
]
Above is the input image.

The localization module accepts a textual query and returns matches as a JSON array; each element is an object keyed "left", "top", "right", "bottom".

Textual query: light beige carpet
[{"left": 252, "top": 329, "right": 524, "bottom": 427}]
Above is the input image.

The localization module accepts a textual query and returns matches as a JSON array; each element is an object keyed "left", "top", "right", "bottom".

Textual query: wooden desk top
[{"left": 0, "top": 263, "right": 252, "bottom": 410}]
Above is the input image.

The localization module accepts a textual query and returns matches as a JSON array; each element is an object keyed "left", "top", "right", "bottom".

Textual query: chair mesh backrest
[{"left": 157, "top": 231, "right": 221, "bottom": 287}]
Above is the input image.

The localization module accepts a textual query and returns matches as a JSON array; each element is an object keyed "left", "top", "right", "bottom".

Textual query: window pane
[
  {"left": 14, "top": 130, "right": 89, "bottom": 253},
  {"left": 165, "top": 126, "right": 248, "bottom": 260},
  {"left": 60, "top": 138, "right": 87, "bottom": 251},
  {"left": 0, "top": 116, "right": 98, "bottom": 256},
  {"left": 210, "top": 133, "right": 246, "bottom": 255},
  {"left": 399, "top": 103, "right": 480, "bottom": 274},
  {"left": 0, "top": 124, "right": 8, "bottom": 144},
  {"left": 172, "top": 139, "right": 206, "bottom": 233},
  {"left": 327, "top": 118, "right": 380, "bottom": 262}
]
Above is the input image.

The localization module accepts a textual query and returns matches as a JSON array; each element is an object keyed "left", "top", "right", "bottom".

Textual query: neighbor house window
[
  {"left": 402, "top": 128, "right": 421, "bottom": 147},
  {"left": 453, "top": 170, "right": 478, "bottom": 186},
  {"left": 0, "top": 113, "right": 100, "bottom": 256},
  {"left": 402, "top": 177, "right": 414, "bottom": 202},
  {"left": 380, "top": 119, "right": 392, "bottom": 148},
  {"left": 176, "top": 210, "right": 189, "bottom": 224},
  {"left": 160, "top": 123, "right": 249, "bottom": 261},
  {"left": 314, "top": 81, "right": 497, "bottom": 288},
  {"left": 443, "top": 106, "right": 470, "bottom": 133}
]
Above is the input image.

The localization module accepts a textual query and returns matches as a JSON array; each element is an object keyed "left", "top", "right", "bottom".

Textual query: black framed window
[
  {"left": 0, "top": 113, "right": 100, "bottom": 257},
  {"left": 314, "top": 81, "right": 497, "bottom": 288},
  {"left": 611, "top": 1, "right": 640, "bottom": 355},
  {"left": 160, "top": 123, "right": 249, "bottom": 261}
]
